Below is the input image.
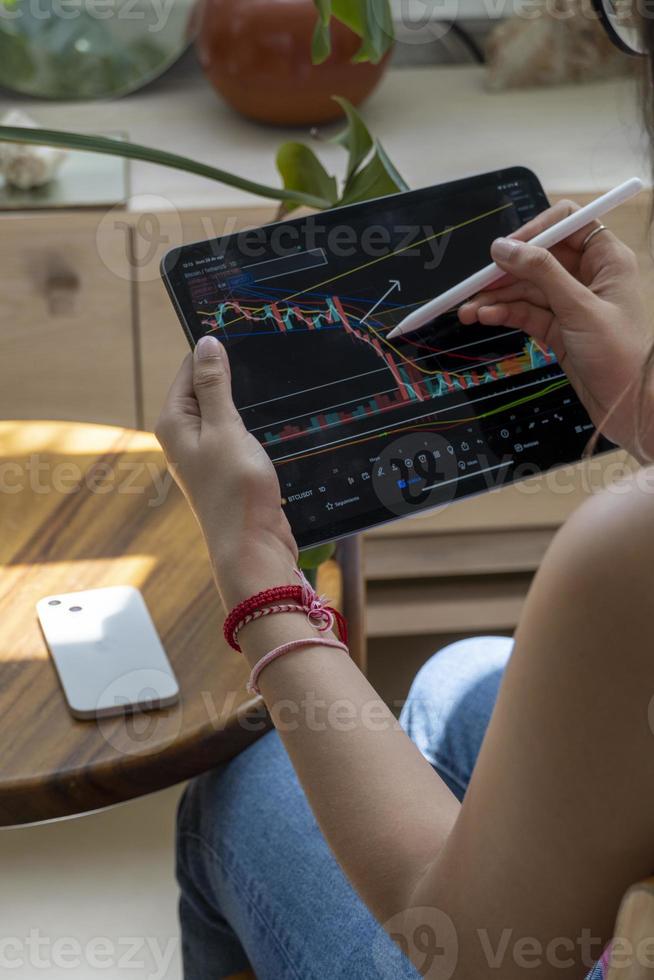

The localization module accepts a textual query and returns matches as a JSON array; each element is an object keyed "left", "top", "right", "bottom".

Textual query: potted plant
[{"left": 197, "top": 0, "right": 395, "bottom": 125}]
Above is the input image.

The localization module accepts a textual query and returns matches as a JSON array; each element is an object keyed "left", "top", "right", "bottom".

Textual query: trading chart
[{"left": 164, "top": 169, "right": 607, "bottom": 545}]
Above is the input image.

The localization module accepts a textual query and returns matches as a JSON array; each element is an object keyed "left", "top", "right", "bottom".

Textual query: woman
[{"left": 157, "top": 13, "right": 654, "bottom": 979}]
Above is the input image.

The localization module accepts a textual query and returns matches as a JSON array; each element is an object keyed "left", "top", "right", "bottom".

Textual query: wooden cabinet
[{"left": 0, "top": 211, "right": 135, "bottom": 427}]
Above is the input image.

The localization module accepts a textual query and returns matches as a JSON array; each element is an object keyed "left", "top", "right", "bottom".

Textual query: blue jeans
[{"left": 176, "top": 636, "right": 604, "bottom": 980}]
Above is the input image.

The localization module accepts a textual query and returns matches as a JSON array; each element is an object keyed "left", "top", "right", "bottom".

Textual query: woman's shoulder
[
  {"left": 515, "top": 466, "right": 654, "bottom": 653},
  {"left": 569, "top": 465, "right": 654, "bottom": 540},
  {"left": 543, "top": 464, "right": 654, "bottom": 596}
]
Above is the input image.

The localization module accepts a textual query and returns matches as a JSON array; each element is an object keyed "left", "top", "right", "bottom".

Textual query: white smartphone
[{"left": 37, "top": 586, "right": 180, "bottom": 720}]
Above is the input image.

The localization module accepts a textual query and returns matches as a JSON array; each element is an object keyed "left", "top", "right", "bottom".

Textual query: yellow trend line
[
  {"left": 362, "top": 322, "right": 550, "bottom": 381},
  {"left": 274, "top": 378, "right": 569, "bottom": 467},
  {"left": 223, "top": 202, "right": 513, "bottom": 327},
  {"left": 365, "top": 321, "right": 472, "bottom": 377}
]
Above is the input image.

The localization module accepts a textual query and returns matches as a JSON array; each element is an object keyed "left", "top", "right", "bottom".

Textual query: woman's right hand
[{"left": 458, "top": 200, "right": 654, "bottom": 460}]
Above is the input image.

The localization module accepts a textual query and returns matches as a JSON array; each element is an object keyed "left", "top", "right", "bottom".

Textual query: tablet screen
[{"left": 162, "top": 167, "right": 611, "bottom": 548}]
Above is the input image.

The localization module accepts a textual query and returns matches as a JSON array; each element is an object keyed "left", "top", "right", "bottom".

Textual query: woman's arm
[
  {"left": 157, "top": 344, "right": 460, "bottom": 925},
  {"left": 157, "top": 206, "right": 654, "bottom": 975}
]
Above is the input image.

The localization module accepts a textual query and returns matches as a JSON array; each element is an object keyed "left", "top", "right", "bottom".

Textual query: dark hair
[
  {"left": 637, "top": 14, "right": 654, "bottom": 461},
  {"left": 642, "top": 4, "right": 654, "bottom": 112}
]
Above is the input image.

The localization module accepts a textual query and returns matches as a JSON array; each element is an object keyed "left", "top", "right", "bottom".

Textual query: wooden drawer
[
  {"left": 365, "top": 528, "right": 554, "bottom": 580},
  {"left": 0, "top": 211, "right": 135, "bottom": 427},
  {"left": 367, "top": 573, "right": 532, "bottom": 638}
]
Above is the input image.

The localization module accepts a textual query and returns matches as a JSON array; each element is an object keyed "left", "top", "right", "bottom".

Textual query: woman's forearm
[
  {"left": 157, "top": 347, "right": 460, "bottom": 928},
  {"left": 235, "top": 604, "right": 460, "bottom": 924}
]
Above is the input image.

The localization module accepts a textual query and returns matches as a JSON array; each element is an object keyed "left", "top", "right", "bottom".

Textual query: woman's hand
[
  {"left": 458, "top": 200, "right": 654, "bottom": 460},
  {"left": 156, "top": 336, "right": 298, "bottom": 609}
]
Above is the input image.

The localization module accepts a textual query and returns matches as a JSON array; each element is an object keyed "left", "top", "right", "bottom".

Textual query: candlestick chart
[
  {"left": 197, "top": 287, "right": 560, "bottom": 463},
  {"left": 167, "top": 168, "right": 607, "bottom": 546}
]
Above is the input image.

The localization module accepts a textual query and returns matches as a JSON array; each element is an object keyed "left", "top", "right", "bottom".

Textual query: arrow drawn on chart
[{"left": 359, "top": 279, "right": 401, "bottom": 326}]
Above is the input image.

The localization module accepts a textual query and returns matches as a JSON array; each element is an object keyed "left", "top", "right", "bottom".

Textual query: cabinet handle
[{"left": 45, "top": 271, "right": 81, "bottom": 317}]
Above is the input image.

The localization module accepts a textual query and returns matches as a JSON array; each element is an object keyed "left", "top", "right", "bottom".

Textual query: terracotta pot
[{"left": 196, "top": 0, "right": 391, "bottom": 126}]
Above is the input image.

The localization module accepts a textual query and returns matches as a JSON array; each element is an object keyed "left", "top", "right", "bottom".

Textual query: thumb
[
  {"left": 193, "top": 335, "right": 239, "bottom": 426},
  {"left": 490, "top": 237, "right": 592, "bottom": 318}
]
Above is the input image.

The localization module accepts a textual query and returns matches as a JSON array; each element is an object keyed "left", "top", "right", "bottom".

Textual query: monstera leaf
[
  {"left": 277, "top": 97, "right": 407, "bottom": 212},
  {"left": 312, "top": 0, "right": 395, "bottom": 65}
]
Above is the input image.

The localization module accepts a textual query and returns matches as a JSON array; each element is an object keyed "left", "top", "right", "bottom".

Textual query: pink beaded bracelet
[{"left": 247, "top": 637, "right": 349, "bottom": 696}]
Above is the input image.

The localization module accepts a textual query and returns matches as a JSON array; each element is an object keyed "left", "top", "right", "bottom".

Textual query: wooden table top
[{"left": 0, "top": 421, "right": 269, "bottom": 826}]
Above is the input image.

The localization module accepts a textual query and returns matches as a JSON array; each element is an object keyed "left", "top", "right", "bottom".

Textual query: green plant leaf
[
  {"left": 299, "top": 542, "right": 337, "bottom": 570},
  {"left": 0, "top": 30, "right": 36, "bottom": 84},
  {"left": 338, "top": 140, "right": 406, "bottom": 205},
  {"left": 311, "top": 17, "right": 332, "bottom": 64},
  {"left": 313, "top": 0, "right": 332, "bottom": 23},
  {"left": 311, "top": 0, "right": 333, "bottom": 63},
  {"left": 0, "top": 126, "right": 334, "bottom": 210},
  {"left": 332, "top": 0, "right": 394, "bottom": 63},
  {"left": 375, "top": 138, "right": 409, "bottom": 192},
  {"left": 276, "top": 141, "right": 339, "bottom": 212},
  {"left": 312, "top": 0, "right": 394, "bottom": 64},
  {"left": 329, "top": 96, "right": 373, "bottom": 181}
]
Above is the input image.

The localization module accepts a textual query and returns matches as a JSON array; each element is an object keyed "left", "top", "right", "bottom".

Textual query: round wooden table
[{"left": 0, "top": 421, "right": 274, "bottom": 826}]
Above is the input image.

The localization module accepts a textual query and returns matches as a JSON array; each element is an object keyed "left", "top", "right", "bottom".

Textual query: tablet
[{"left": 161, "top": 166, "right": 612, "bottom": 549}]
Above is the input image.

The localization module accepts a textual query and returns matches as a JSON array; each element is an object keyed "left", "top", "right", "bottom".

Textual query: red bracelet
[{"left": 224, "top": 570, "right": 348, "bottom": 652}]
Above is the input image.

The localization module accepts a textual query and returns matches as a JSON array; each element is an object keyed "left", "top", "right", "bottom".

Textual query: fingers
[
  {"left": 579, "top": 227, "right": 638, "bottom": 282},
  {"left": 459, "top": 201, "right": 595, "bottom": 318},
  {"left": 474, "top": 301, "right": 555, "bottom": 344},
  {"left": 193, "top": 335, "right": 240, "bottom": 428},
  {"left": 508, "top": 198, "right": 611, "bottom": 256},
  {"left": 166, "top": 352, "right": 194, "bottom": 403},
  {"left": 156, "top": 353, "right": 199, "bottom": 450},
  {"left": 509, "top": 200, "right": 577, "bottom": 242},
  {"left": 459, "top": 280, "right": 549, "bottom": 323},
  {"left": 489, "top": 238, "right": 596, "bottom": 319}
]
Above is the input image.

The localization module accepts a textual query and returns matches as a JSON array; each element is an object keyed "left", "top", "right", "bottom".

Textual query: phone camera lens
[
  {"left": 69, "top": 606, "right": 82, "bottom": 612},
  {"left": 48, "top": 600, "right": 61, "bottom": 606}
]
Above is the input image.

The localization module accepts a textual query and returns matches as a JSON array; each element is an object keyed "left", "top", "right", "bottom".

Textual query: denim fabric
[
  {"left": 176, "top": 636, "right": 603, "bottom": 980},
  {"left": 586, "top": 960, "right": 605, "bottom": 980}
]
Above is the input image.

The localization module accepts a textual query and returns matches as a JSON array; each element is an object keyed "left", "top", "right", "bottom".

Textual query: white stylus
[{"left": 386, "top": 177, "right": 644, "bottom": 341}]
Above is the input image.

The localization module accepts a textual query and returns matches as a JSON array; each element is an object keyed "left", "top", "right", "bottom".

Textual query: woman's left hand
[{"left": 155, "top": 335, "right": 298, "bottom": 609}]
